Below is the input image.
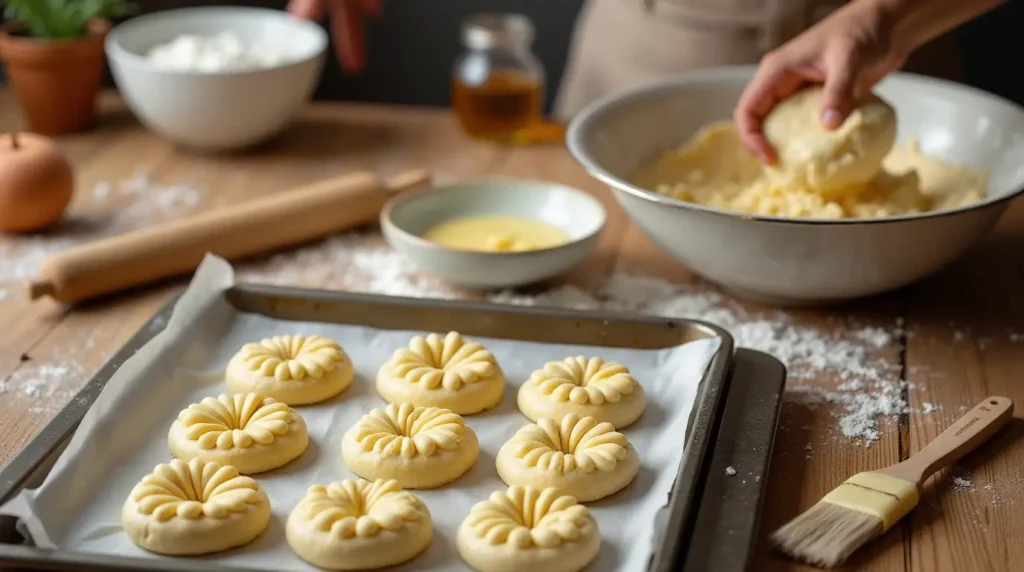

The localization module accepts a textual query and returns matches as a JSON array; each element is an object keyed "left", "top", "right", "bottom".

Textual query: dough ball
[
  {"left": 226, "top": 335, "right": 354, "bottom": 405},
  {"left": 286, "top": 479, "right": 432, "bottom": 570},
  {"left": 122, "top": 459, "right": 271, "bottom": 556},
  {"left": 763, "top": 86, "right": 897, "bottom": 192},
  {"left": 517, "top": 356, "right": 646, "bottom": 429}
]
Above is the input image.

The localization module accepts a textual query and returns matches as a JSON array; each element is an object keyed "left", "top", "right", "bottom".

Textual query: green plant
[{"left": 3, "top": 0, "right": 135, "bottom": 39}]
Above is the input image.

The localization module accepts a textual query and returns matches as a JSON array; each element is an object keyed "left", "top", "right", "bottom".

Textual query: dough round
[
  {"left": 518, "top": 357, "right": 646, "bottom": 429},
  {"left": 376, "top": 332, "right": 505, "bottom": 415},
  {"left": 226, "top": 335, "right": 354, "bottom": 405},
  {"left": 342, "top": 403, "right": 479, "bottom": 489},
  {"left": 286, "top": 479, "right": 432, "bottom": 570},
  {"left": 122, "top": 458, "right": 271, "bottom": 556},
  {"left": 168, "top": 393, "right": 308, "bottom": 474},
  {"left": 763, "top": 86, "right": 897, "bottom": 192},
  {"left": 457, "top": 485, "right": 600, "bottom": 572},
  {"left": 496, "top": 414, "right": 639, "bottom": 502}
]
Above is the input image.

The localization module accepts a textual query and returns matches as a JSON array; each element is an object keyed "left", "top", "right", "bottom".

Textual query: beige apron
[{"left": 554, "top": 0, "right": 962, "bottom": 120}]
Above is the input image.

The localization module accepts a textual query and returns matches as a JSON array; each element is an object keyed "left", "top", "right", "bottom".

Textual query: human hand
[
  {"left": 287, "top": 0, "right": 383, "bottom": 73},
  {"left": 734, "top": 0, "right": 907, "bottom": 163}
]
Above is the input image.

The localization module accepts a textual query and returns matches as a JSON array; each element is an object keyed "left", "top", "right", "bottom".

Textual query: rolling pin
[{"left": 27, "top": 169, "right": 430, "bottom": 304}]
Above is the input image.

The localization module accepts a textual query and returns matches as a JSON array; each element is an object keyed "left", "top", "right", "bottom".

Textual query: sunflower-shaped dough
[
  {"left": 518, "top": 357, "right": 646, "bottom": 429},
  {"left": 286, "top": 479, "right": 432, "bottom": 570},
  {"left": 457, "top": 485, "right": 600, "bottom": 572},
  {"left": 342, "top": 403, "right": 479, "bottom": 489},
  {"left": 226, "top": 335, "right": 353, "bottom": 405},
  {"left": 377, "top": 332, "right": 505, "bottom": 415},
  {"left": 122, "top": 459, "right": 271, "bottom": 556},
  {"left": 168, "top": 393, "right": 308, "bottom": 474},
  {"left": 496, "top": 414, "right": 639, "bottom": 502}
]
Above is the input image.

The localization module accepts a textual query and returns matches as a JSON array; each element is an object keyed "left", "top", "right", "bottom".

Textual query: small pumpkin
[{"left": 0, "top": 132, "right": 74, "bottom": 232}]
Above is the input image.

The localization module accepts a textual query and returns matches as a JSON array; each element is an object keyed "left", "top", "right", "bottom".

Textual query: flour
[
  {"left": 951, "top": 475, "right": 975, "bottom": 492},
  {"left": 725, "top": 466, "right": 737, "bottom": 476},
  {"left": 146, "top": 32, "right": 291, "bottom": 72}
]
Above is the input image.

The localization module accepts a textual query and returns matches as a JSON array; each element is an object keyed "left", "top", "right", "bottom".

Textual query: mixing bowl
[
  {"left": 567, "top": 66, "right": 1024, "bottom": 305},
  {"left": 106, "top": 7, "right": 327, "bottom": 151}
]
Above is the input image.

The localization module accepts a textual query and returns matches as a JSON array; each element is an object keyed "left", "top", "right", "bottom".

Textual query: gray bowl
[
  {"left": 567, "top": 66, "right": 1024, "bottom": 305},
  {"left": 381, "top": 180, "right": 606, "bottom": 289}
]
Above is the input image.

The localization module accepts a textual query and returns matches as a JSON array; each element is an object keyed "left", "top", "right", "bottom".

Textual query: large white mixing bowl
[
  {"left": 106, "top": 6, "right": 327, "bottom": 151},
  {"left": 567, "top": 66, "right": 1024, "bottom": 305}
]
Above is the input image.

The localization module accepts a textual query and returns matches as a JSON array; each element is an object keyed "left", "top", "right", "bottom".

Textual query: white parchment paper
[{"left": 0, "top": 255, "right": 721, "bottom": 572}]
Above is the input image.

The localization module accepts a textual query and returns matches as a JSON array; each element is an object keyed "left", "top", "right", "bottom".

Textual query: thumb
[{"left": 820, "top": 44, "right": 858, "bottom": 130}]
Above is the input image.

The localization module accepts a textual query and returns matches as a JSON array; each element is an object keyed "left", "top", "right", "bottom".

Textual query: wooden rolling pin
[{"left": 27, "top": 169, "right": 430, "bottom": 304}]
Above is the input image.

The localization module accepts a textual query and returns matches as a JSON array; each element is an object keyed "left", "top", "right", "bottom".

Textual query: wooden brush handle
[
  {"left": 27, "top": 169, "right": 430, "bottom": 304},
  {"left": 884, "top": 396, "right": 1014, "bottom": 485}
]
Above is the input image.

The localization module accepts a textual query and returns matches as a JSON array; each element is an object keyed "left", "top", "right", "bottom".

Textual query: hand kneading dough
[
  {"left": 763, "top": 86, "right": 897, "bottom": 192},
  {"left": 168, "top": 393, "right": 308, "bottom": 474},
  {"left": 286, "top": 479, "right": 432, "bottom": 570},
  {"left": 122, "top": 458, "right": 270, "bottom": 556},
  {"left": 518, "top": 357, "right": 646, "bottom": 429},
  {"left": 377, "top": 331, "right": 505, "bottom": 415},
  {"left": 226, "top": 335, "right": 353, "bottom": 405},
  {"left": 457, "top": 485, "right": 600, "bottom": 572},
  {"left": 342, "top": 402, "right": 479, "bottom": 489},
  {"left": 496, "top": 414, "right": 639, "bottom": 502}
]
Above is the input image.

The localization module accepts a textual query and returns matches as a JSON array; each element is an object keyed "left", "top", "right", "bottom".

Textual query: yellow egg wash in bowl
[{"left": 422, "top": 215, "right": 570, "bottom": 252}]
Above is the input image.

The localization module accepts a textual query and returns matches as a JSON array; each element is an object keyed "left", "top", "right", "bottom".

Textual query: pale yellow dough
[
  {"left": 122, "top": 459, "right": 271, "bottom": 556},
  {"left": 518, "top": 357, "right": 646, "bottom": 429},
  {"left": 226, "top": 334, "right": 354, "bottom": 405},
  {"left": 377, "top": 331, "right": 505, "bottom": 415},
  {"left": 457, "top": 485, "right": 600, "bottom": 572},
  {"left": 342, "top": 403, "right": 479, "bottom": 489},
  {"left": 631, "top": 89, "right": 987, "bottom": 219},
  {"left": 168, "top": 393, "right": 308, "bottom": 474},
  {"left": 286, "top": 479, "right": 433, "bottom": 570},
  {"left": 496, "top": 414, "right": 639, "bottom": 502}
]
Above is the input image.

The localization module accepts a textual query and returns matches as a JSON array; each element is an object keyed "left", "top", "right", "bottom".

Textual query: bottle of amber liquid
[{"left": 452, "top": 14, "right": 545, "bottom": 142}]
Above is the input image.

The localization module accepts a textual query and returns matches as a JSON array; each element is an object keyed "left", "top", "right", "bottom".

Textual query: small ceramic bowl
[{"left": 381, "top": 180, "right": 606, "bottom": 289}]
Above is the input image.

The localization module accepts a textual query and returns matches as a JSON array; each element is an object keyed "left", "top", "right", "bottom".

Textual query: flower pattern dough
[
  {"left": 376, "top": 332, "right": 505, "bottom": 415},
  {"left": 496, "top": 414, "right": 639, "bottom": 502},
  {"left": 518, "top": 357, "right": 646, "bottom": 429},
  {"left": 342, "top": 403, "right": 479, "bottom": 489},
  {"left": 286, "top": 479, "right": 432, "bottom": 570},
  {"left": 456, "top": 485, "right": 600, "bottom": 572},
  {"left": 122, "top": 459, "right": 271, "bottom": 556},
  {"left": 168, "top": 393, "right": 308, "bottom": 474},
  {"left": 226, "top": 335, "right": 354, "bottom": 405}
]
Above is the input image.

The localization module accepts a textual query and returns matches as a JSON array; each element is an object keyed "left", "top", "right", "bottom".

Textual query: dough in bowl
[
  {"left": 763, "top": 86, "right": 897, "bottom": 192},
  {"left": 286, "top": 479, "right": 433, "bottom": 570},
  {"left": 496, "top": 414, "right": 639, "bottom": 502},
  {"left": 168, "top": 392, "right": 308, "bottom": 474},
  {"left": 122, "top": 458, "right": 271, "bottom": 556},
  {"left": 457, "top": 485, "right": 600, "bottom": 572},
  {"left": 342, "top": 402, "right": 479, "bottom": 489},
  {"left": 518, "top": 357, "right": 646, "bottom": 429},
  {"left": 226, "top": 334, "right": 354, "bottom": 405},
  {"left": 376, "top": 331, "right": 505, "bottom": 415}
]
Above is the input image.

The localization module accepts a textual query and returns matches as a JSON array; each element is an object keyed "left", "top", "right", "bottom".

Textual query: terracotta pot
[{"left": 0, "top": 19, "right": 111, "bottom": 135}]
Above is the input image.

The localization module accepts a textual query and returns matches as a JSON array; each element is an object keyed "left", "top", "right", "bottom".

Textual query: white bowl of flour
[{"left": 106, "top": 6, "right": 327, "bottom": 151}]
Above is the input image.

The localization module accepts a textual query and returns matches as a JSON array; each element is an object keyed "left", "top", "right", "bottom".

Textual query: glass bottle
[{"left": 451, "top": 14, "right": 545, "bottom": 142}]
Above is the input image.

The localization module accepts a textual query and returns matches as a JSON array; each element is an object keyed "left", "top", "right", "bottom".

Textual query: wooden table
[{"left": 1, "top": 91, "right": 1022, "bottom": 572}]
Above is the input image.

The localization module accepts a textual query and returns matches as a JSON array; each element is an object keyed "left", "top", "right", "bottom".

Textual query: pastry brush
[{"left": 772, "top": 395, "right": 1014, "bottom": 568}]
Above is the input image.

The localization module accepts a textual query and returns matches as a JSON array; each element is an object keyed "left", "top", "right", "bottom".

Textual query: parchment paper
[{"left": 0, "top": 255, "right": 721, "bottom": 572}]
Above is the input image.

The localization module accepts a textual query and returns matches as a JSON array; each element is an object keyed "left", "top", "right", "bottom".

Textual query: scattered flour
[
  {"left": 725, "top": 466, "right": 737, "bottom": 477},
  {"left": 951, "top": 475, "right": 975, "bottom": 492}
]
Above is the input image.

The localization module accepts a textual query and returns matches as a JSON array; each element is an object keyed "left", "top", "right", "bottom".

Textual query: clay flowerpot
[{"left": 0, "top": 19, "right": 111, "bottom": 135}]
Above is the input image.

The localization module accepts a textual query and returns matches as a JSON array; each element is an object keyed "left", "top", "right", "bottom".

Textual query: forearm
[{"left": 869, "top": 0, "right": 1005, "bottom": 54}]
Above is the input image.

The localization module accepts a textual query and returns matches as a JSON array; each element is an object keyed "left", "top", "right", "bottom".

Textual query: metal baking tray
[{"left": 0, "top": 284, "right": 785, "bottom": 571}]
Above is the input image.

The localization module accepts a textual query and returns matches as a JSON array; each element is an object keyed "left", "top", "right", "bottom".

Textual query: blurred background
[{"left": 1, "top": 0, "right": 1022, "bottom": 111}]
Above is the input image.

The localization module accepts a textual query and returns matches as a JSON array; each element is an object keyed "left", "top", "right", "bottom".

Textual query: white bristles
[{"left": 771, "top": 501, "right": 884, "bottom": 568}]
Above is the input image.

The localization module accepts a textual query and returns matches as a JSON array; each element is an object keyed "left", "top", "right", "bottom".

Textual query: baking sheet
[{"left": 0, "top": 255, "right": 721, "bottom": 572}]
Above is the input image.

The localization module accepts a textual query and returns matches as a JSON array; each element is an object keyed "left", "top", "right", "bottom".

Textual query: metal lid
[{"left": 462, "top": 13, "right": 534, "bottom": 50}]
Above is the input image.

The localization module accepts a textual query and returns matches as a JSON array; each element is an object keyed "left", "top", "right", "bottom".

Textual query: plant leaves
[{"left": 2, "top": 0, "right": 136, "bottom": 39}]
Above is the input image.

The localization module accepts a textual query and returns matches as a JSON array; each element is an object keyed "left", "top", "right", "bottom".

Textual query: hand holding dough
[
  {"left": 457, "top": 485, "right": 600, "bottom": 572},
  {"left": 122, "top": 459, "right": 271, "bottom": 556},
  {"left": 518, "top": 356, "right": 646, "bottom": 429},
  {"left": 226, "top": 335, "right": 354, "bottom": 405},
  {"left": 286, "top": 479, "right": 432, "bottom": 570}
]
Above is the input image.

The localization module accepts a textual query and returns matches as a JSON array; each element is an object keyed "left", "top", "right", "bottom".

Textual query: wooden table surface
[{"left": 0, "top": 91, "right": 1022, "bottom": 572}]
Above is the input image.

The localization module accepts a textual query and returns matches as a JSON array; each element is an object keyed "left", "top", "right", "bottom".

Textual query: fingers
[
  {"left": 734, "top": 53, "right": 807, "bottom": 164},
  {"left": 819, "top": 42, "right": 858, "bottom": 129},
  {"left": 330, "top": 0, "right": 369, "bottom": 73},
  {"left": 287, "top": 0, "right": 325, "bottom": 19}
]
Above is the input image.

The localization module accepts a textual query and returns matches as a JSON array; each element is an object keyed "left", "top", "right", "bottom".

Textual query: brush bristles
[{"left": 771, "top": 501, "right": 884, "bottom": 568}]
